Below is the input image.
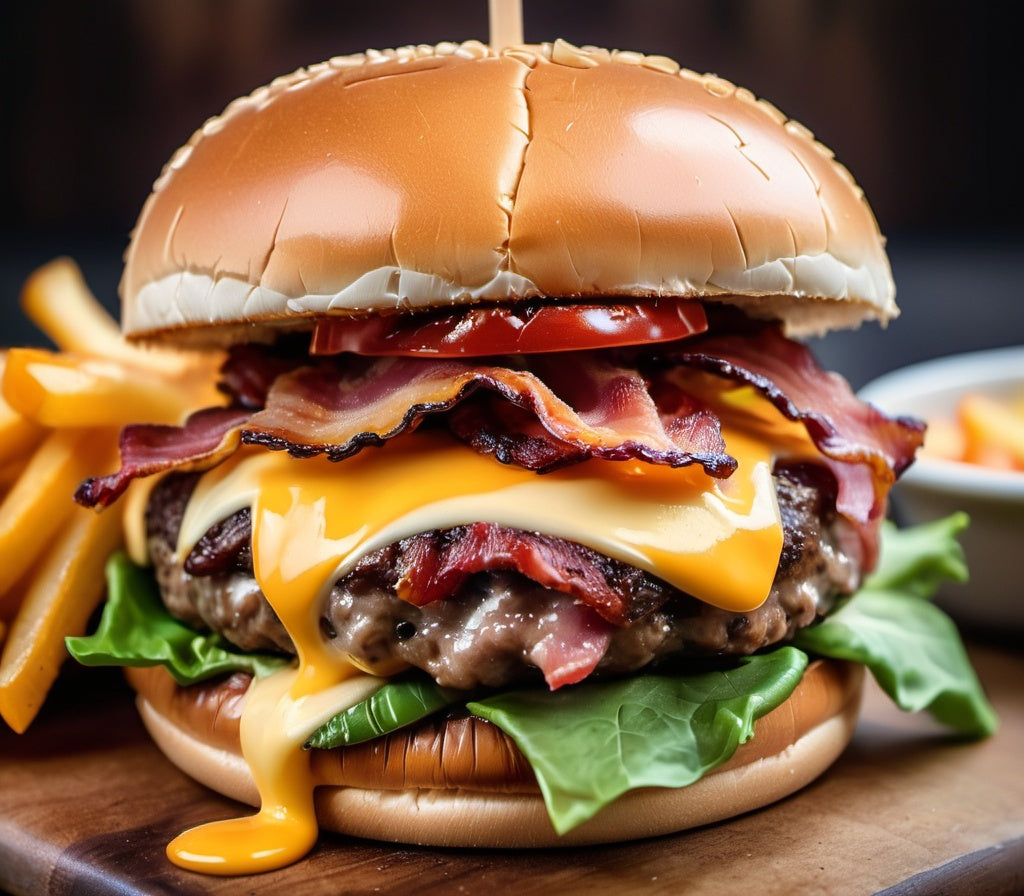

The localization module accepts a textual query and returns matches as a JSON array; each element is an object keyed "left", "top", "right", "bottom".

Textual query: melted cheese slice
[
  {"left": 177, "top": 427, "right": 782, "bottom": 614},
  {"left": 164, "top": 426, "right": 783, "bottom": 874}
]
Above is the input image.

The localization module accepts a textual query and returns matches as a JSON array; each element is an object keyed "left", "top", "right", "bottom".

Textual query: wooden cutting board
[{"left": 2, "top": 642, "right": 1022, "bottom": 896}]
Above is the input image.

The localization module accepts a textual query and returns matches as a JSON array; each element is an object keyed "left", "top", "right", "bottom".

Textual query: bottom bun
[{"left": 127, "top": 659, "right": 863, "bottom": 848}]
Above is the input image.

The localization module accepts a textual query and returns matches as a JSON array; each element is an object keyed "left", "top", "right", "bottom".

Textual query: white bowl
[{"left": 859, "top": 345, "right": 1024, "bottom": 633}]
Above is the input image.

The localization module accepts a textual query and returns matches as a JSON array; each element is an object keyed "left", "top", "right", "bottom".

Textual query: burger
[{"left": 60, "top": 40, "right": 994, "bottom": 875}]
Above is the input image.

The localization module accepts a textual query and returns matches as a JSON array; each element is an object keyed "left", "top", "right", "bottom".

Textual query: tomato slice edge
[{"left": 310, "top": 300, "right": 708, "bottom": 357}]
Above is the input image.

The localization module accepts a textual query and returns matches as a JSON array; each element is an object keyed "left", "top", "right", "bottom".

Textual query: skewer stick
[{"left": 488, "top": 0, "right": 523, "bottom": 49}]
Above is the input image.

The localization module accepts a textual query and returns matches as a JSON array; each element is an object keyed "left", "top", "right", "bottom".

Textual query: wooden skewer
[{"left": 488, "top": 0, "right": 523, "bottom": 49}]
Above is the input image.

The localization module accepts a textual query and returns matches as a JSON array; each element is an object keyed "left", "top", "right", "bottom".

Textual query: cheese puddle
[{"left": 165, "top": 428, "right": 782, "bottom": 874}]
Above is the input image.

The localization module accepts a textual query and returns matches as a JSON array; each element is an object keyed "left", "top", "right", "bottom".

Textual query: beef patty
[{"left": 145, "top": 465, "right": 859, "bottom": 690}]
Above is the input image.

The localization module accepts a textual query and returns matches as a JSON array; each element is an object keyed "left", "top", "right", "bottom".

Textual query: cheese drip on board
[
  {"left": 163, "top": 427, "right": 782, "bottom": 874},
  {"left": 166, "top": 670, "right": 381, "bottom": 874},
  {"left": 166, "top": 465, "right": 387, "bottom": 874}
]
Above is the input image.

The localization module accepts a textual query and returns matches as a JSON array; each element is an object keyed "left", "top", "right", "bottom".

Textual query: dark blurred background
[{"left": 1, "top": 0, "right": 1021, "bottom": 385}]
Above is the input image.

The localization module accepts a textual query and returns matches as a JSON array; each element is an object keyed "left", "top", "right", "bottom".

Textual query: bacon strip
[
  {"left": 447, "top": 399, "right": 590, "bottom": 471},
  {"left": 447, "top": 361, "right": 729, "bottom": 473},
  {"left": 241, "top": 355, "right": 735, "bottom": 475},
  {"left": 666, "top": 320, "right": 925, "bottom": 521},
  {"left": 389, "top": 522, "right": 661, "bottom": 625},
  {"left": 74, "top": 408, "right": 250, "bottom": 509},
  {"left": 73, "top": 315, "right": 922, "bottom": 560},
  {"left": 390, "top": 522, "right": 632, "bottom": 688},
  {"left": 219, "top": 341, "right": 321, "bottom": 409},
  {"left": 528, "top": 601, "right": 613, "bottom": 690}
]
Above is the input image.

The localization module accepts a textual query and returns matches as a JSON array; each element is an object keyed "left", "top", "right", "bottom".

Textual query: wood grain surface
[{"left": 1, "top": 642, "right": 1022, "bottom": 896}]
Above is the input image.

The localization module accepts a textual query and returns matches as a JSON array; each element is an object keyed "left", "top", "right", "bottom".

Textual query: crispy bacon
[
  {"left": 645, "top": 317, "right": 924, "bottom": 567},
  {"left": 219, "top": 340, "right": 325, "bottom": 409},
  {"left": 73, "top": 311, "right": 922, "bottom": 566},
  {"left": 74, "top": 408, "right": 250, "bottom": 509},
  {"left": 448, "top": 374, "right": 726, "bottom": 474},
  {"left": 664, "top": 319, "right": 925, "bottom": 522},
  {"left": 241, "top": 355, "right": 735, "bottom": 475},
  {"left": 447, "top": 399, "right": 589, "bottom": 471}
]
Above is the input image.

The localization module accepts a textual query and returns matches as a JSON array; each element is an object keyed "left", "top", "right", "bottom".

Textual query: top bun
[{"left": 121, "top": 40, "right": 895, "bottom": 344}]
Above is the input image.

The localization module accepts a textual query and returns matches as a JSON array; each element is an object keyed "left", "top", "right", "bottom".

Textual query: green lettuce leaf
[
  {"left": 794, "top": 513, "right": 997, "bottom": 738},
  {"left": 65, "top": 552, "right": 287, "bottom": 685},
  {"left": 68, "top": 515, "right": 996, "bottom": 838},
  {"left": 306, "top": 678, "right": 461, "bottom": 749},
  {"left": 468, "top": 647, "right": 807, "bottom": 833},
  {"left": 866, "top": 512, "right": 970, "bottom": 597}
]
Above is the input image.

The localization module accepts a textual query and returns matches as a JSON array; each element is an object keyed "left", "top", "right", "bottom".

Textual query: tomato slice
[{"left": 310, "top": 300, "right": 707, "bottom": 357}]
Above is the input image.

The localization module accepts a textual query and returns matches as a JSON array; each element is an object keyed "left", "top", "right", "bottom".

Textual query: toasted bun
[
  {"left": 121, "top": 40, "right": 894, "bottom": 345},
  {"left": 125, "top": 659, "right": 862, "bottom": 847}
]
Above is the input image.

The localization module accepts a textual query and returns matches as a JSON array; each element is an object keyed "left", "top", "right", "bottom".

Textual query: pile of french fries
[
  {"left": 923, "top": 390, "right": 1024, "bottom": 472},
  {"left": 0, "top": 259, "right": 222, "bottom": 733}
]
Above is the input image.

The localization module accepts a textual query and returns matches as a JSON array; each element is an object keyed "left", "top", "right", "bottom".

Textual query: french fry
[
  {"left": 0, "top": 429, "right": 111, "bottom": 598},
  {"left": 0, "top": 476, "right": 13, "bottom": 504},
  {"left": 0, "top": 408, "right": 42, "bottom": 469},
  {"left": 2, "top": 348, "right": 194, "bottom": 428},
  {"left": 20, "top": 257, "right": 122, "bottom": 353},
  {"left": 920, "top": 418, "right": 965, "bottom": 462},
  {"left": 0, "top": 259, "right": 233, "bottom": 732},
  {"left": 0, "top": 502, "right": 123, "bottom": 732},
  {"left": 20, "top": 257, "right": 215, "bottom": 378},
  {"left": 0, "top": 353, "right": 44, "bottom": 468},
  {"left": 0, "top": 575, "right": 27, "bottom": 628},
  {"left": 0, "top": 457, "right": 27, "bottom": 496},
  {"left": 959, "top": 394, "right": 1024, "bottom": 470}
]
